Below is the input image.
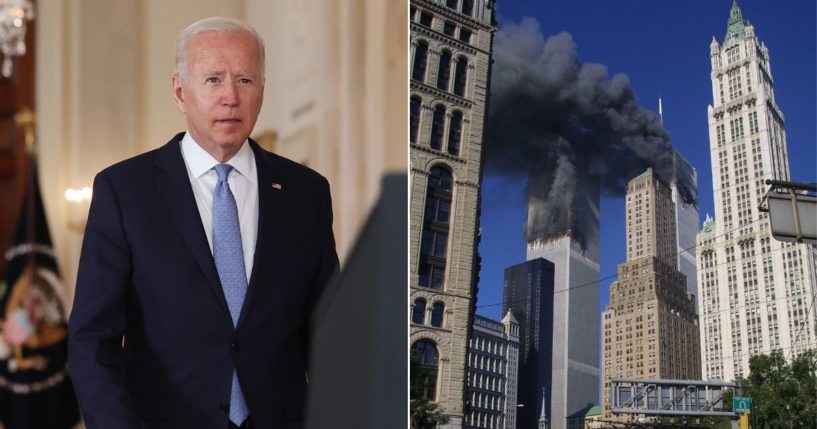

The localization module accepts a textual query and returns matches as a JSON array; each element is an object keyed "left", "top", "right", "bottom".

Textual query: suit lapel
[
  {"left": 237, "top": 141, "right": 287, "bottom": 329},
  {"left": 153, "top": 134, "right": 230, "bottom": 316}
]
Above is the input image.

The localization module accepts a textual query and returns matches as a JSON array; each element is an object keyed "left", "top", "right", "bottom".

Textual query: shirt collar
[{"left": 181, "top": 132, "right": 254, "bottom": 179}]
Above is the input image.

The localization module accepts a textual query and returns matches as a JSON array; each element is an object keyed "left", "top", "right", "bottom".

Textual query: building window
[
  {"left": 461, "top": 0, "right": 474, "bottom": 17},
  {"left": 459, "top": 28, "right": 472, "bottom": 44},
  {"left": 431, "top": 302, "right": 445, "bottom": 327},
  {"left": 446, "top": 0, "right": 458, "bottom": 9},
  {"left": 454, "top": 56, "right": 468, "bottom": 97},
  {"left": 727, "top": 68, "right": 742, "bottom": 100},
  {"left": 443, "top": 21, "right": 456, "bottom": 37},
  {"left": 746, "top": 67, "right": 752, "bottom": 92},
  {"left": 437, "top": 50, "right": 452, "bottom": 91},
  {"left": 418, "top": 167, "right": 453, "bottom": 289},
  {"left": 749, "top": 111, "right": 759, "bottom": 134},
  {"left": 430, "top": 105, "right": 446, "bottom": 150},
  {"left": 412, "top": 340, "right": 439, "bottom": 401},
  {"left": 418, "top": 262, "right": 445, "bottom": 289},
  {"left": 412, "top": 298, "right": 426, "bottom": 324},
  {"left": 716, "top": 124, "right": 726, "bottom": 147},
  {"left": 727, "top": 46, "right": 740, "bottom": 64},
  {"left": 424, "top": 190, "right": 451, "bottom": 224},
  {"left": 421, "top": 229, "right": 448, "bottom": 257},
  {"left": 427, "top": 166, "right": 453, "bottom": 193},
  {"left": 737, "top": 118, "right": 743, "bottom": 138},
  {"left": 412, "top": 41, "right": 428, "bottom": 82},
  {"left": 419, "top": 11, "right": 433, "bottom": 27},
  {"left": 410, "top": 96, "right": 421, "bottom": 143},
  {"left": 448, "top": 111, "right": 463, "bottom": 156}
]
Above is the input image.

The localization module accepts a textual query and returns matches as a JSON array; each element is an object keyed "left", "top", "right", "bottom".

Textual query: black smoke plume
[{"left": 485, "top": 18, "right": 697, "bottom": 246}]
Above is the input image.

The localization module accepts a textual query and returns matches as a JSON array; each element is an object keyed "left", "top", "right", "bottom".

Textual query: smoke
[{"left": 485, "top": 18, "right": 697, "bottom": 245}]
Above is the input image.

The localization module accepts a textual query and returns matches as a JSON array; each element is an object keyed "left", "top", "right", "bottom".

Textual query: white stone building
[{"left": 697, "top": 1, "right": 817, "bottom": 382}]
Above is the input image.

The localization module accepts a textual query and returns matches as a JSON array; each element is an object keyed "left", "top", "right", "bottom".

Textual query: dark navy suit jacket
[{"left": 68, "top": 133, "right": 338, "bottom": 429}]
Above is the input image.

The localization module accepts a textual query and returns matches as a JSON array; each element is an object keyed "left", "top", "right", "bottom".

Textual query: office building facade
[
  {"left": 602, "top": 168, "right": 701, "bottom": 415},
  {"left": 464, "top": 312, "right": 520, "bottom": 429}
]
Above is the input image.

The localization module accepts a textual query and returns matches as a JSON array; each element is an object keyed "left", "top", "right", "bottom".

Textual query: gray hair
[{"left": 174, "top": 17, "right": 266, "bottom": 81}]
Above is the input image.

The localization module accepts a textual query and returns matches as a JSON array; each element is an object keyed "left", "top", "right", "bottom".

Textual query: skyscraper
[
  {"left": 503, "top": 258, "right": 555, "bottom": 429},
  {"left": 602, "top": 168, "right": 701, "bottom": 415},
  {"left": 525, "top": 175, "right": 600, "bottom": 429},
  {"left": 409, "top": 1, "right": 497, "bottom": 427},
  {"left": 672, "top": 150, "right": 700, "bottom": 302},
  {"left": 697, "top": 1, "right": 817, "bottom": 382}
]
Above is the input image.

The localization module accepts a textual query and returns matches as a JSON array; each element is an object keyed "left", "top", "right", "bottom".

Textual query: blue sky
[{"left": 476, "top": 0, "right": 817, "bottom": 319}]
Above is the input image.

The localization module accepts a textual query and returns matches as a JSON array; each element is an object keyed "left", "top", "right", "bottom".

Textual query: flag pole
[{"left": 14, "top": 107, "right": 37, "bottom": 274}]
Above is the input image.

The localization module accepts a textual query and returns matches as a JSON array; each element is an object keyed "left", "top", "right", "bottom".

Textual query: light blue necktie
[{"left": 212, "top": 164, "right": 249, "bottom": 425}]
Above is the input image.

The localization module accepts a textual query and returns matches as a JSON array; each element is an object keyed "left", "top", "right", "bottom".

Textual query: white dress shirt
[{"left": 180, "top": 132, "right": 259, "bottom": 282}]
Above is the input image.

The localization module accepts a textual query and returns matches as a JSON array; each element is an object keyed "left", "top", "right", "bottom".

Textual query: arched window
[
  {"left": 418, "top": 167, "right": 452, "bottom": 289},
  {"left": 412, "top": 298, "right": 426, "bottom": 324},
  {"left": 453, "top": 56, "right": 468, "bottom": 97},
  {"left": 431, "top": 302, "right": 445, "bottom": 327},
  {"left": 427, "top": 165, "right": 453, "bottom": 190},
  {"left": 461, "top": 0, "right": 474, "bottom": 17},
  {"left": 412, "top": 340, "right": 439, "bottom": 401},
  {"left": 410, "top": 96, "right": 421, "bottom": 144},
  {"left": 437, "top": 50, "right": 451, "bottom": 91},
  {"left": 412, "top": 41, "right": 428, "bottom": 82},
  {"left": 447, "top": 111, "right": 462, "bottom": 155},
  {"left": 430, "top": 105, "right": 446, "bottom": 150}
]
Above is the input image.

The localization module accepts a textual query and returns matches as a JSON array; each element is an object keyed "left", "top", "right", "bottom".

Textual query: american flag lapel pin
[{"left": 272, "top": 183, "right": 282, "bottom": 190}]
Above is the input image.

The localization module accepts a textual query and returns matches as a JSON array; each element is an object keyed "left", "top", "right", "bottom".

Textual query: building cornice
[
  {"left": 411, "top": 81, "right": 474, "bottom": 110},
  {"left": 411, "top": 0, "right": 496, "bottom": 32},
  {"left": 410, "top": 145, "right": 467, "bottom": 166},
  {"left": 410, "top": 22, "right": 489, "bottom": 57},
  {"left": 410, "top": 285, "right": 474, "bottom": 302}
]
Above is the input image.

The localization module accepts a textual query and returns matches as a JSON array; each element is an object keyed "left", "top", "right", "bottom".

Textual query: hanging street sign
[{"left": 733, "top": 397, "right": 752, "bottom": 413}]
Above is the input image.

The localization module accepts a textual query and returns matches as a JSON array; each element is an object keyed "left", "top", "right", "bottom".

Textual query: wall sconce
[{"left": 65, "top": 186, "right": 91, "bottom": 231}]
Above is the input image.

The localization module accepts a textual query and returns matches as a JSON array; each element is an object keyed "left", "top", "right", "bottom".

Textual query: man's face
[{"left": 173, "top": 31, "right": 264, "bottom": 161}]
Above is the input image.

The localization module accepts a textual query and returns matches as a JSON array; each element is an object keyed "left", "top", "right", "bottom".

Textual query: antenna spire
[{"left": 658, "top": 97, "right": 664, "bottom": 125}]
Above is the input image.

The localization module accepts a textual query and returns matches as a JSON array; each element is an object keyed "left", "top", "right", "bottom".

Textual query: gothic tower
[{"left": 697, "top": 0, "right": 817, "bottom": 381}]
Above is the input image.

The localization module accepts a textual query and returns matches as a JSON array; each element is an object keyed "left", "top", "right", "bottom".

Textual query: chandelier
[{"left": 0, "top": 0, "right": 34, "bottom": 78}]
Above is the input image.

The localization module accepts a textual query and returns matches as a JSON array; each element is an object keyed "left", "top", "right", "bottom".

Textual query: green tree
[{"left": 743, "top": 349, "right": 817, "bottom": 428}]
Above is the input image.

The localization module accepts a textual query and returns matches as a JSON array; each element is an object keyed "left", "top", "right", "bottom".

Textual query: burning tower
[{"left": 525, "top": 172, "right": 600, "bottom": 429}]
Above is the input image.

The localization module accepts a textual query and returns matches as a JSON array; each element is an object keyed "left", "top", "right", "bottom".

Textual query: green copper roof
[
  {"left": 567, "top": 404, "right": 601, "bottom": 418},
  {"left": 702, "top": 215, "right": 716, "bottom": 233},
  {"left": 725, "top": 0, "right": 746, "bottom": 41},
  {"left": 585, "top": 405, "right": 602, "bottom": 416}
]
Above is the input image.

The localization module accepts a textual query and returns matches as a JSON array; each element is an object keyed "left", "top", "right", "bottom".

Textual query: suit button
[{"left": 232, "top": 341, "right": 241, "bottom": 351}]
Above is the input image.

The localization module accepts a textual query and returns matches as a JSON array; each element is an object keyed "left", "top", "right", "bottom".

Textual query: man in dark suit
[{"left": 68, "top": 17, "right": 338, "bottom": 429}]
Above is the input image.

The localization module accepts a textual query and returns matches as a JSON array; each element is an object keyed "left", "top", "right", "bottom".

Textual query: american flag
[{"left": 3, "top": 308, "right": 34, "bottom": 346}]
